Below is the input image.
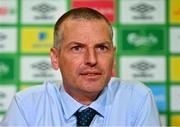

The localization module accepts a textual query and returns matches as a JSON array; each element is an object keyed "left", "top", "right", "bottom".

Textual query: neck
[
  {"left": 73, "top": 93, "right": 99, "bottom": 105},
  {"left": 64, "top": 87, "right": 100, "bottom": 105}
]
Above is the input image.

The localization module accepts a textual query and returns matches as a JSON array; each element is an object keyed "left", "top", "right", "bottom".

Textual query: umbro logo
[
  {"left": 0, "top": 33, "right": 6, "bottom": 41},
  {"left": 32, "top": 61, "right": 51, "bottom": 71},
  {"left": 131, "top": 2, "right": 155, "bottom": 19},
  {"left": 31, "top": 60, "right": 53, "bottom": 78},
  {"left": 131, "top": 60, "right": 155, "bottom": 78},
  {"left": 32, "top": 3, "right": 56, "bottom": 20}
]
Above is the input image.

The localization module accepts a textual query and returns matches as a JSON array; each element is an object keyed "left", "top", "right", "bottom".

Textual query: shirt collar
[
  {"left": 59, "top": 84, "right": 108, "bottom": 120},
  {"left": 59, "top": 86, "right": 83, "bottom": 120},
  {"left": 89, "top": 87, "right": 107, "bottom": 117}
]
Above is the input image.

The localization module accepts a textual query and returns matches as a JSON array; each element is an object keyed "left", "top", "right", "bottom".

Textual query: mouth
[{"left": 80, "top": 71, "right": 102, "bottom": 80}]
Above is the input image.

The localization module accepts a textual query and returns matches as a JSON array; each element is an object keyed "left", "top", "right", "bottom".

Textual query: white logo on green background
[
  {"left": 0, "top": 58, "right": 14, "bottom": 81},
  {"left": 121, "top": 28, "right": 165, "bottom": 52},
  {"left": 128, "top": 33, "right": 158, "bottom": 47},
  {"left": 0, "top": 63, "right": 9, "bottom": 76}
]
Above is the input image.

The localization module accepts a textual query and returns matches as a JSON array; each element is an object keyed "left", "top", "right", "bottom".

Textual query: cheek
[
  {"left": 99, "top": 56, "right": 114, "bottom": 69},
  {"left": 59, "top": 55, "right": 83, "bottom": 73}
]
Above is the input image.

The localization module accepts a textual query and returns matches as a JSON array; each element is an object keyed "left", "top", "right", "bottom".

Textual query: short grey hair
[{"left": 54, "top": 7, "right": 113, "bottom": 50}]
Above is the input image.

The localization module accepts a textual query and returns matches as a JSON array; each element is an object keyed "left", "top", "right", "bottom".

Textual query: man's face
[{"left": 51, "top": 19, "right": 115, "bottom": 101}]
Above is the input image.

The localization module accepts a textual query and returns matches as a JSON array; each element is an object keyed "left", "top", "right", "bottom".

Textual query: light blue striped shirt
[{"left": 0, "top": 78, "right": 160, "bottom": 126}]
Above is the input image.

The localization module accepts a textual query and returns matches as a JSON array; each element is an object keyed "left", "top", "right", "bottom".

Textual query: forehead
[
  {"left": 60, "top": 18, "right": 112, "bottom": 41},
  {"left": 62, "top": 18, "right": 110, "bottom": 30}
]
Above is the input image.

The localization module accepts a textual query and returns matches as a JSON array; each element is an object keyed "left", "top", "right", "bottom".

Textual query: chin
[{"left": 82, "top": 84, "right": 104, "bottom": 93}]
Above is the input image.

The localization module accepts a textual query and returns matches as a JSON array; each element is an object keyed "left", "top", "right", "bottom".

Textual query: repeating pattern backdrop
[{"left": 0, "top": 0, "right": 180, "bottom": 126}]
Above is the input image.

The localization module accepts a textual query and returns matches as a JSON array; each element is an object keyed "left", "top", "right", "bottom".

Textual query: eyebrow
[
  {"left": 67, "top": 42, "right": 85, "bottom": 47},
  {"left": 70, "top": 41, "right": 112, "bottom": 45},
  {"left": 65, "top": 41, "right": 113, "bottom": 48},
  {"left": 95, "top": 41, "right": 113, "bottom": 47}
]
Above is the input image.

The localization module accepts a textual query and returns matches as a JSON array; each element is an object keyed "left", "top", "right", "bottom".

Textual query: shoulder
[
  {"left": 8, "top": 81, "right": 63, "bottom": 124},
  {"left": 107, "top": 77, "right": 152, "bottom": 99},
  {"left": 106, "top": 78, "right": 154, "bottom": 115},
  {"left": 15, "top": 81, "right": 62, "bottom": 104}
]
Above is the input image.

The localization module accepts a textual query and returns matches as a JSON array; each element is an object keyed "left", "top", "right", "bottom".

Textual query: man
[{"left": 0, "top": 7, "right": 160, "bottom": 126}]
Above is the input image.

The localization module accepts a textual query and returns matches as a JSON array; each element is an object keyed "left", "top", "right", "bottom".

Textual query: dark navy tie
[{"left": 76, "top": 107, "right": 97, "bottom": 126}]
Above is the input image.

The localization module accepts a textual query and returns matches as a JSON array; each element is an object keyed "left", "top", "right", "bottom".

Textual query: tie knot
[{"left": 76, "top": 108, "right": 97, "bottom": 126}]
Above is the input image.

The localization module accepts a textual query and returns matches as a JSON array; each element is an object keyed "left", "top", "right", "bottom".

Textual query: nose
[{"left": 84, "top": 48, "right": 97, "bottom": 67}]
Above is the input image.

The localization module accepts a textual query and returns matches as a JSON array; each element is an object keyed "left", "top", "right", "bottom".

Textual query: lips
[
  {"left": 80, "top": 70, "right": 102, "bottom": 79},
  {"left": 80, "top": 70, "right": 101, "bottom": 75}
]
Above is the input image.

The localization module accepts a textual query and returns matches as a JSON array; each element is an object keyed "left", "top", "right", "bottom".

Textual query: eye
[
  {"left": 96, "top": 45, "right": 109, "bottom": 52},
  {"left": 71, "top": 46, "right": 83, "bottom": 53}
]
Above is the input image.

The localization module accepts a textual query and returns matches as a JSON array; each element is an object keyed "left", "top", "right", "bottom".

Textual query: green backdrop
[{"left": 0, "top": 0, "right": 180, "bottom": 125}]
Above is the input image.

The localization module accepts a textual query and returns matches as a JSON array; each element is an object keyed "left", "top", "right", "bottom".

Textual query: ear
[
  {"left": 50, "top": 48, "right": 59, "bottom": 70},
  {"left": 113, "top": 47, "right": 116, "bottom": 68}
]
